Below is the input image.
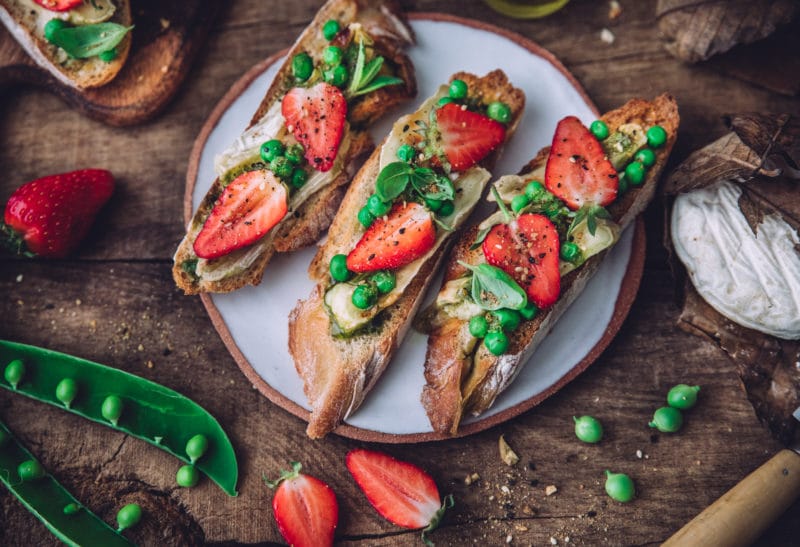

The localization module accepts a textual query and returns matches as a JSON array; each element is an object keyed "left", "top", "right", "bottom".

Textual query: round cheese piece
[{"left": 671, "top": 180, "right": 800, "bottom": 340}]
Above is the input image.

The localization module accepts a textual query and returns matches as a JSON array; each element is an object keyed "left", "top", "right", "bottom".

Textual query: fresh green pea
[
  {"left": 186, "top": 434, "right": 209, "bottom": 464},
  {"left": 18, "top": 459, "right": 45, "bottom": 481},
  {"left": 101, "top": 395, "right": 123, "bottom": 426},
  {"left": 624, "top": 161, "right": 646, "bottom": 186},
  {"left": 646, "top": 125, "right": 667, "bottom": 148},
  {"left": 425, "top": 198, "right": 443, "bottom": 212},
  {"left": 55, "top": 378, "right": 78, "bottom": 408},
  {"left": 292, "top": 52, "right": 313, "bottom": 81},
  {"left": 438, "top": 200, "right": 455, "bottom": 217},
  {"left": 63, "top": 503, "right": 81, "bottom": 515},
  {"left": 176, "top": 465, "right": 200, "bottom": 488},
  {"left": 367, "top": 194, "right": 391, "bottom": 217},
  {"left": 285, "top": 143, "right": 305, "bottom": 165},
  {"left": 484, "top": 330, "right": 509, "bottom": 356},
  {"left": 448, "top": 79, "right": 468, "bottom": 100},
  {"left": 635, "top": 148, "right": 656, "bottom": 167},
  {"left": 323, "top": 45, "right": 343, "bottom": 66},
  {"left": 44, "top": 19, "right": 69, "bottom": 41},
  {"left": 437, "top": 96, "right": 456, "bottom": 107},
  {"left": 492, "top": 308, "right": 521, "bottom": 331},
  {"left": 487, "top": 102, "right": 511, "bottom": 123},
  {"left": 604, "top": 471, "right": 635, "bottom": 502},
  {"left": 519, "top": 301, "right": 538, "bottom": 321},
  {"left": 525, "top": 180, "right": 546, "bottom": 200},
  {"left": 4, "top": 359, "right": 25, "bottom": 389},
  {"left": 358, "top": 206, "right": 375, "bottom": 228},
  {"left": 372, "top": 271, "right": 396, "bottom": 294},
  {"left": 397, "top": 144, "right": 416, "bottom": 162},
  {"left": 511, "top": 193, "right": 530, "bottom": 213},
  {"left": 324, "top": 65, "right": 348, "bottom": 87},
  {"left": 352, "top": 284, "right": 378, "bottom": 310},
  {"left": 573, "top": 415, "right": 603, "bottom": 443},
  {"left": 590, "top": 120, "right": 609, "bottom": 141},
  {"left": 98, "top": 48, "right": 118, "bottom": 62},
  {"left": 329, "top": 254, "right": 351, "bottom": 282},
  {"left": 469, "top": 315, "right": 489, "bottom": 338},
  {"left": 290, "top": 168, "right": 308, "bottom": 189},
  {"left": 560, "top": 241, "right": 581, "bottom": 263},
  {"left": 322, "top": 19, "right": 340, "bottom": 41},
  {"left": 667, "top": 384, "right": 700, "bottom": 410},
  {"left": 649, "top": 406, "right": 683, "bottom": 433},
  {"left": 116, "top": 503, "right": 142, "bottom": 532},
  {"left": 270, "top": 157, "right": 294, "bottom": 180},
  {"left": 260, "top": 139, "right": 284, "bottom": 163}
]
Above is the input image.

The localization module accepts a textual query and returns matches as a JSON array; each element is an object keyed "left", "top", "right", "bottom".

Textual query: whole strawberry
[{"left": 2, "top": 169, "right": 114, "bottom": 257}]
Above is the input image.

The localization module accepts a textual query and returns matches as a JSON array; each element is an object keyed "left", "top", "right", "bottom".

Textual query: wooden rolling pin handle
[{"left": 663, "top": 449, "right": 800, "bottom": 547}]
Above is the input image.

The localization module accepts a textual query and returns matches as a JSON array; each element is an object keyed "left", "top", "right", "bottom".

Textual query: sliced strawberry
[
  {"left": 346, "top": 449, "right": 451, "bottom": 538},
  {"left": 346, "top": 201, "right": 436, "bottom": 273},
  {"left": 282, "top": 83, "right": 347, "bottom": 172},
  {"left": 33, "top": 0, "right": 82, "bottom": 11},
  {"left": 436, "top": 102, "right": 506, "bottom": 172},
  {"left": 482, "top": 213, "right": 561, "bottom": 309},
  {"left": 544, "top": 116, "right": 618, "bottom": 209},
  {"left": 193, "top": 170, "right": 288, "bottom": 259},
  {"left": 266, "top": 462, "right": 338, "bottom": 547},
  {"left": 2, "top": 168, "right": 114, "bottom": 258}
]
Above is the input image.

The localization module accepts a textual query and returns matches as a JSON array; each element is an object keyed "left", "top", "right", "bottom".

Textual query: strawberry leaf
[
  {"left": 422, "top": 494, "right": 454, "bottom": 547},
  {"left": 375, "top": 162, "right": 414, "bottom": 202}
]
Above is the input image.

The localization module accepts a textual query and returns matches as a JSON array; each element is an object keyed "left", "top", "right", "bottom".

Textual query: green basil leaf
[
  {"left": 50, "top": 23, "right": 132, "bottom": 59},
  {"left": 375, "top": 162, "right": 413, "bottom": 202},
  {"left": 351, "top": 75, "right": 405, "bottom": 97},
  {"left": 411, "top": 168, "right": 454, "bottom": 201},
  {"left": 459, "top": 261, "right": 527, "bottom": 311}
]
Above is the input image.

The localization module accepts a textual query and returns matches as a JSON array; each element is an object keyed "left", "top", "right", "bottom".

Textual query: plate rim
[{"left": 184, "top": 12, "right": 647, "bottom": 443}]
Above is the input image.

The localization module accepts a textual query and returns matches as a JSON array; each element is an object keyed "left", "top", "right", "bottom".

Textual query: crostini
[
  {"left": 173, "top": 0, "right": 416, "bottom": 295},
  {"left": 289, "top": 70, "right": 525, "bottom": 438},
  {"left": 418, "top": 95, "right": 679, "bottom": 435}
]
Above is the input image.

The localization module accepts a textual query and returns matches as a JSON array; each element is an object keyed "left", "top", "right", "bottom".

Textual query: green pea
[
  {"left": 646, "top": 125, "right": 667, "bottom": 148},
  {"left": 525, "top": 180, "right": 546, "bottom": 200},
  {"left": 260, "top": 139, "right": 284, "bottom": 163},
  {"left": 323, "top": 46, "right": 343, "bottom": 66},
  {"left": 285, "top": 143, "right": 305, "bottom": 165},
  {"left": 55, "top": 378, "right": 78, "bottom": 408},
  {"left": 634, "top": 148, "right": 656, "bottom": 167},
  {"left": 604, "top": 471, "right": 635, "bottom": 502},
  {"left": 18, "top": 459, "right": 45, "bottom": 481},
  {"left": 329, "top": 254, "right": 351, "bottom": 282},
  {"left": 667, "top": 384, "right": 700, "bottom": 410},
  {"left": 324, "top": 65, "right": 348, "bottom": 87},
  {"left": 367, "top": 194, "right": 391, "bottom": 217},
  {"left": 649, "top": 406, "right": 683, "bottom": 433},
  {"left": 292, "top": 52, "right": 313, "bottom": 81},
  {"left": 44, "top": 18, "right": 69, "bottom": 41},
  {"left": 186, "top": 434, "right": 209, "bottom": 464},
  {"left": 573, "top": 415, "right": 603, "bottom": 444},
  {"left": 98, "top": 48, "right": 118, "bottom": 62},
  {"left": 492, "top": 309, "right": 521, "bottom": 331},
  {"left": 358, "top": 206, "right": 375, "bottom": 228},
  {"left": 590, "top": 120, "right": 609, "bottom": 141},
  {"left": 560, "top": 241, "right": 581, "bottom": 263},
  {"left": 438, "top": 200, "right": 455, "bottom": 217},
  {"left": 484, "top": 330, "right": 509, "bottom": 356},
  {"left": 116, "top": 503, "right": 142, "bottom": 532},
  {"left": 425, "top": 198, "right": 443, "bottom": 212},
  {"left": 270, "top": 156, "right": 294, "bottom": 179},
  {"left": 372, "top": 271, "right": 396, "bottom": 294},
  {"left": 624, "top": 161, "right": 646, "bottom": 186},
  {"left": 519, "top": 301, "right": 538, "bottom": 320},
  {"left": 4, "top": 359, "right": 25, "bottom": 389},
  {"left": 63, "top": 503, "right": 81, "bottom": 515},
  {"left": 0, "top": 428, "right": 8, "bottom": 447},
  {"left": 352, "top": 284, "right": 378, "bottom": 310},
  {"left": 176, "top": 465, "right": 200, "bottom": 488},
  {"left": 487, "top": 102, "right": 511, "bottom": 123},
  {"left": 511, "top": 193, "right": 530, "bottom": 213},
  {"left": 469, "top": 315, "right": 489, "bottom": 338},
  {"left": 322, "top": 19, "right": 340, "bottom": 41},
  {"left": 101, "top": 395, "right": 123, "bottom": 426},
  {"left": 448, "top": 79, "right": 468, "bottom": 100},
  {"left": 437, "top": 96, "right": 456, "bottom": 107},
  {"left": 397, "top": 144, "right": 416, "bottom": 162},
  {"left": 290, "top": 168, "right": 308, "bottom": 189}
]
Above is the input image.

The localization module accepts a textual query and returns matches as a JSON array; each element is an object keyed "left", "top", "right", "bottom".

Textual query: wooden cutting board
[{"left": 0, "top": 0, "right": 219, "bottom": 126}]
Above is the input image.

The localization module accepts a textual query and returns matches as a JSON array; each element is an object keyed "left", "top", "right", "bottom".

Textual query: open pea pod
[
  {"left": 0, "top": 419, "right": 133, "bottom": 547},
  {"left": 0, "top": 340, "right": 238, "bottom": 496}
]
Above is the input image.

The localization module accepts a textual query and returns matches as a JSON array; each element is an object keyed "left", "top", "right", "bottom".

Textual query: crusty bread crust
[
  {"left": 0, "top": 0, "right": 132, "bottom": 89},
  {"left": 422, "top": 94, "right": 680, "bottom": 435},
  {"left": 172, "top": 0, "right": 416, "bottom": 295},
  {"left": 289, "top": 70, "right": 526, "bottom": 438}
]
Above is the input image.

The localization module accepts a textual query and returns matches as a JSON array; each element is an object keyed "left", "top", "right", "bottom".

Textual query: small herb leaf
[
  {"left": 459, "top": 261, "right": 527, "bottom": 311},
  {"left": 375, "top": 162, "right": 413, "bottom": 202},
  {"left": 346, "top": 37, "right": 404, "bottom": 98},
  {"left": 50, "top": 23, "right": 132, "bottom": 59},
  {"left": 411, "top": 168, "right": 454, "bottom": 201}
]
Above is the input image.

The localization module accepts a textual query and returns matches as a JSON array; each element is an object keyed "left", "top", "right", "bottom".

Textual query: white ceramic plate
[{"left": 187, "top": 15, "right": 644, "bottom": 442}]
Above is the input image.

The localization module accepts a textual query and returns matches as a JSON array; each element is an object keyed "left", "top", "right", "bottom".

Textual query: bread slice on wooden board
[
  {"left": 419, "top": 94, "right": 679, "bottom": 435},
  {"left": 172, "top": 0, "right": 416, "bottom": 295},
  {"left": 289, "top": 70, "right": 526, "bottom": 438},
  {"left": 0, "top": 0, "right": 132, "bottom": 89}
]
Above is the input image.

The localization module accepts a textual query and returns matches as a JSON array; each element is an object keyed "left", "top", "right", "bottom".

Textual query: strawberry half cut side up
[
  {"left": 2, "top": 168, "right": 114, "bottom": 258},
  {"left": 346, "top": 201, "right": 436, "bottom": 273},
  {"left": 436, "top": 102, "right": 506, "bottom": 172},
  {"left": 545, "top": 116, "right": 618, "bottom": 210},
  {"left": 282, "top": 82, "right": 347, "bottom": 172},
  {"left": 264, "top": 462, "right": 338, "bottom": 547},
  {"left": 193, "top": 170, "right": 288, "bottom": 260},
  {"left": 346, "top": 449, "right": 453, "bottom": 546},
  {"left": 483, "top": 213, "right": 561, "bottom": 309}
]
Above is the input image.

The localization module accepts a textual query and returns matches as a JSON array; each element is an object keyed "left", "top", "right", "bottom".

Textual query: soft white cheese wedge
[{"left": 672, "top": 180, "right": 800, "bottom": 339}]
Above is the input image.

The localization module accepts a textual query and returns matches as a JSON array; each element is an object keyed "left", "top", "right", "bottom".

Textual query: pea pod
[
  {"left": 0, "top": 419, "right": 133, "bottom": 547},
  {"left": 0, "top": 340, "right": 238, "bottom": 496}
]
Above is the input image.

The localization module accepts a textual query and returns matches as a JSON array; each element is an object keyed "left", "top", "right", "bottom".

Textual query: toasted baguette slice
[
  {"left": 0, "top": 0, "right": 132, "bottom": 89},
  {"left": 420, "top": 94, "right": 679, "bottom": 435},
  {"left": 172, "top": 0, "right": 416, "bottom": 295},
  {"left": 289, "top": 70, "right": 526, "bottom": 438}
]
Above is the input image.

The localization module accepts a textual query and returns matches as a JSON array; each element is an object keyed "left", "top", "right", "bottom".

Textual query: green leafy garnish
[
  {"left": 375, "top": 162, "right": 414, "bottom": 202},
  {"left": 411, "top": 168, "right": 455, "bottom": 201},
  {"left": 567, "top": 203, "right": 611, "bottom": 237},
  {"left": 346, "top": 38, "right": 403, "bottom": 98},
  {"left": 459, "top": 261, "right": 527, "bottom": 311},
  {"left": 375, "top": 162, "right": 455, "bottom": 204},
  {"left": 48, "top": 23, "right": 133, "bottom": 59}
]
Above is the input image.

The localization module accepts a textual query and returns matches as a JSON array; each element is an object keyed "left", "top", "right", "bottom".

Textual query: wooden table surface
[{"left": 2, "top": 1, "right": 799, "bottom": 545}]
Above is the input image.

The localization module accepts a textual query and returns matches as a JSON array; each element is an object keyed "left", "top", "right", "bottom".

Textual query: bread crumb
[
  {"left": 146, "top": 360, "right": 154, "bottom": 369},
  {"left": 636, "top": 449, "right": 643, "bottom": 459},
  {"left": 565, "top": 537, "right": 571, "bottom": 544},
  {"left": 75, "top": 299, "right": 81, "bottom": 306},
  {"left": 465, "top": 472, "right": 480, "bottom": 485},
  {"left": 15, "top": 274, "right": 23, "bottom": 282},
  {"left": 499, "top": 435, "right": 519, "bottom": 466},
  {"left": 609, "top": 1, "right": 622, "bottom": 20},
  {"left": 600, "top": 28, "right": 615, "bottom": 44},
  {"left": 514, "top": 524, "right": 528, "bottom": 532},
  {"left": 160, "top": 18, "right": 170, "bottom": 29},
  {"left": 137, "top": 344, "right": 144, "bottom": 351},
  {"left": 545, "top": 485, "right": 558, "bottom": 496},
  {"left": 501, "top": 485, "right": 511, "bottom": 495},
  {"left": 506, "top": 534, "right": 513, "bottom": 544},
  {"left": 550, "top": 537, "right": 558, "bottom": 545}
]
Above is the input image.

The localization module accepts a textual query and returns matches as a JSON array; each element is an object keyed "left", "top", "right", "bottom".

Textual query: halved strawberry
[
  {"left": 282, "top": 83, "right": 347, "bottom": 172},
  {"left": 33, "top": 0, "right": 82, "bottom": 11},
  {"left": 544, "top": 116, "right": 618, "bottom": 210},
  {"left": 435, "top": 102, "right": 506, "bottom": 172},
  {"left": 265, "top": 462, "right": 338, "bottom": 547},
  {"left": 346, "top": 201, "right": 435, "bottom": 273},
  {"left": 193, "top": 170, "right": 288, "bottom": 259},
  {"left": 482, "top": 213, "right": 561, "bottom": 309},
  {"left": 346, "top": 448, "right": 452, "bottom": 542}
]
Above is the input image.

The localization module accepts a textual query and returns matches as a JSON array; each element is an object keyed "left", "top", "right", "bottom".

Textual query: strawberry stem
[
  {"left": 421, "top": 494, "right": 454, "bottom": 546},
  {"left": 263, "top": 461, "right": 302, "bottom": 489},
  {"left": 0, "top": 223, "right": 33, "bottom": 257},
  {"left": 491, "top": 186, "right": 513, "bottom": 223}
]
